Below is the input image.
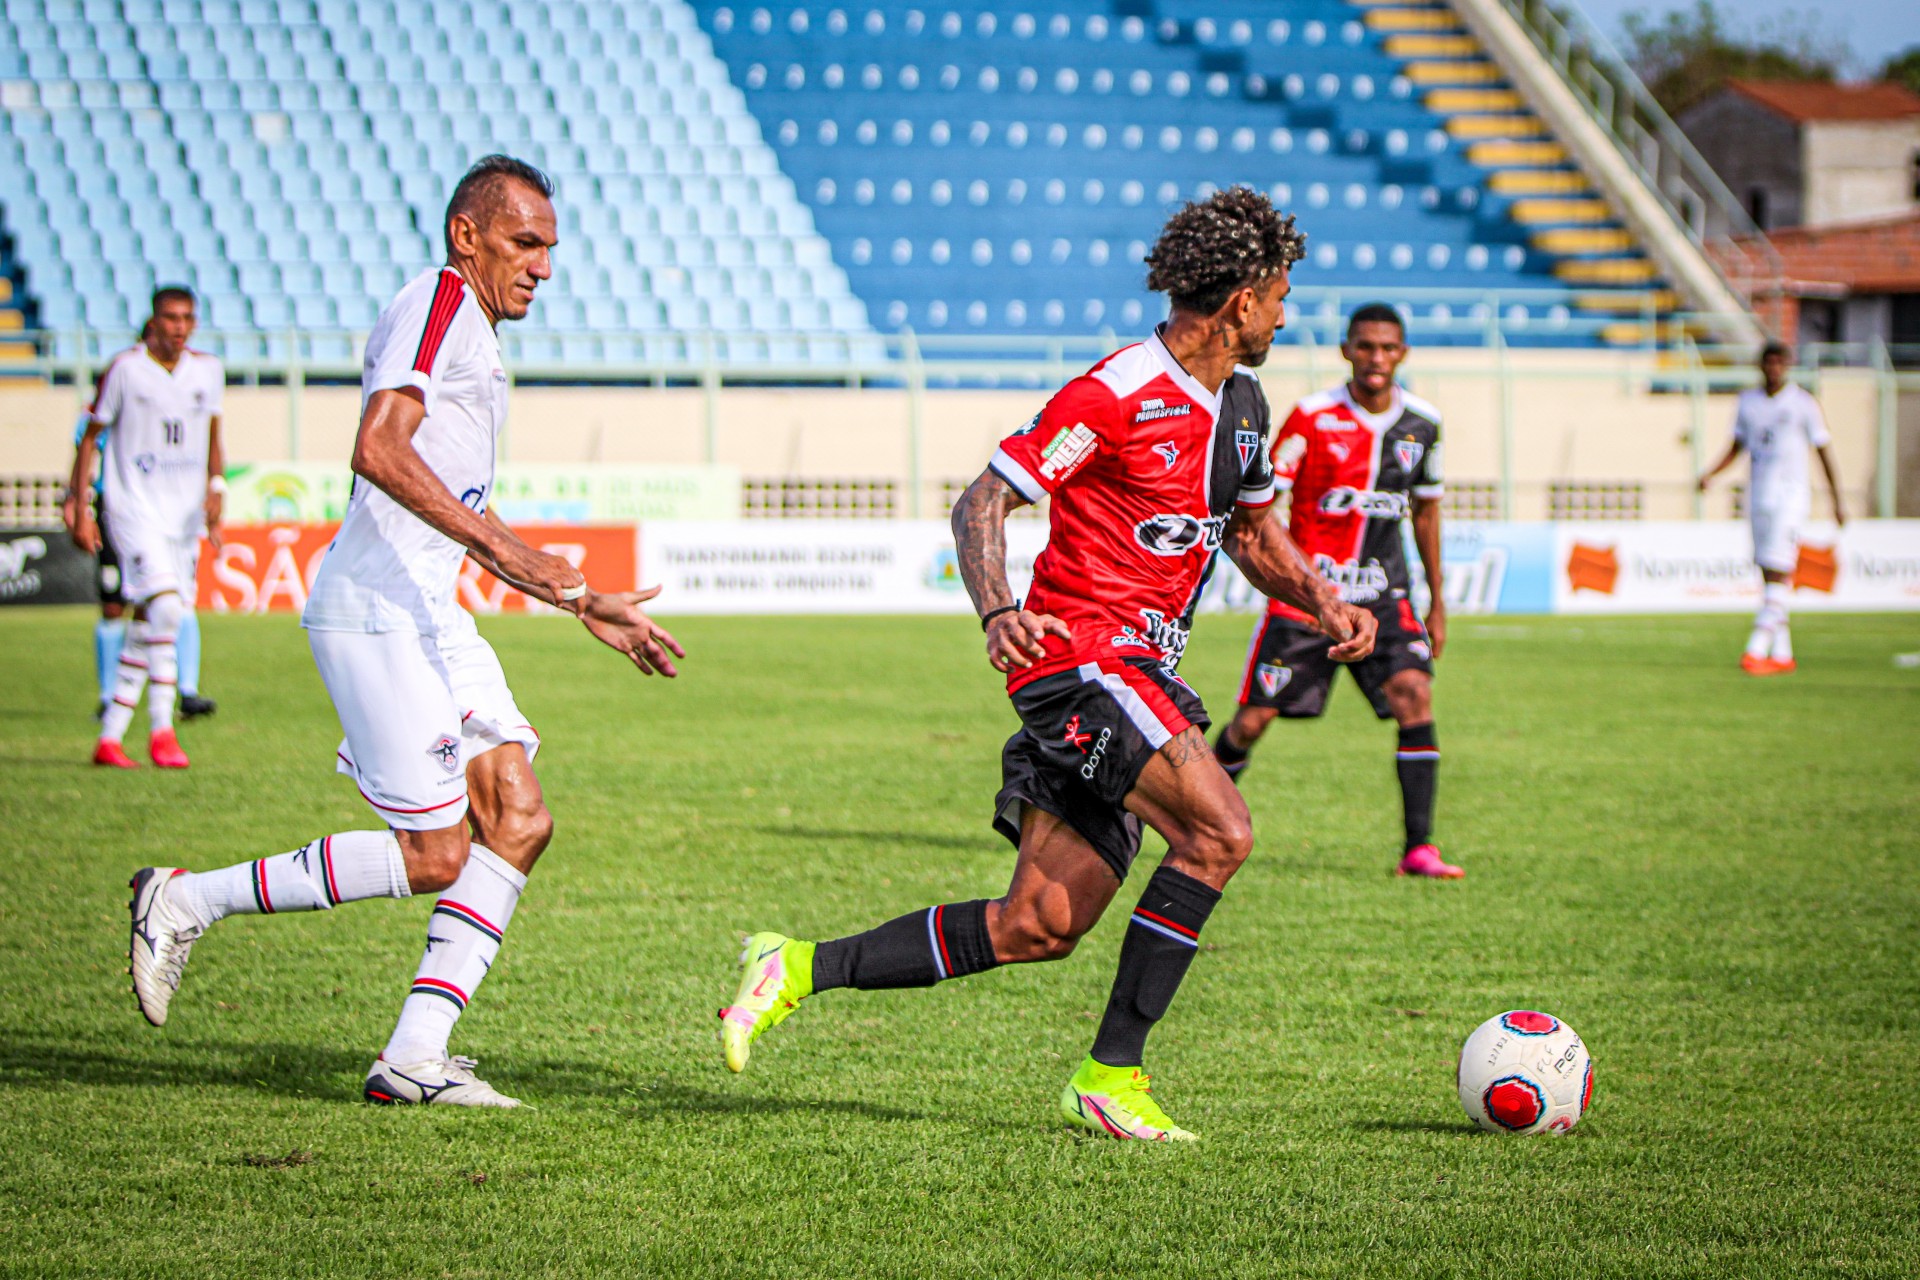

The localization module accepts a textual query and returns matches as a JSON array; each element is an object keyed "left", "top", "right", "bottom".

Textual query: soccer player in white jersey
[
  {"left": 69, "top": 288, "right": 226, "bottom": 769},
  {"left": 124, "top": 155, "right": 686, "bottom": 1108},
  {"left": 1698, "top": 341, "right": 1846, "bottom": 675}
]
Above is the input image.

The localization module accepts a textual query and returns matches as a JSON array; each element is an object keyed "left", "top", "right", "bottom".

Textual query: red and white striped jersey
[
  {"left": 990, "top": 329, "right": 1277, "bottom": 689},
  {"left": 1266, "top": 383, "right": 1443, "bottom": 622},
  {"left": 304, "top": 266, "right": 509, "bottom": 635}
]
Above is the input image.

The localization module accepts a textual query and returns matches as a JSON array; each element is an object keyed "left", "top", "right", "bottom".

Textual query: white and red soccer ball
[{"left": 1457, "top": 1010, "right": 1593, "bottom": 1135}]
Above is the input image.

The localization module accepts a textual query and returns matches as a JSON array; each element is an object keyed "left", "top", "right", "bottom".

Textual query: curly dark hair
[{"left": 1144, "top": 186, "right": 1306, "bottom": 315}]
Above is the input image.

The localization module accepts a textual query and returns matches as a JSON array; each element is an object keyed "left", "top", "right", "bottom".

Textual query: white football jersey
[
  {"left": 303, "top": 266, "right": 509, "bottom": 635},
  {"left": 1731, "top": 385, "right": 1830, "bottom": 513},
  {"left": 91, "top": 345, "right": 223, "bottom": 535}
]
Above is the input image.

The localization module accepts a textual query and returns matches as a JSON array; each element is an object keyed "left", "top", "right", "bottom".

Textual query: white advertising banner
[{"left": 1553, "top": 520, "right": 1920, "bottom": 612}]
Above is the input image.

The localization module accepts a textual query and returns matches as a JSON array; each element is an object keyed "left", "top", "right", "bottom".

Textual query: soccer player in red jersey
[
  {"left": 1212, "top": 304, "right": 1460, "bottom": 879},
  {"left": 720, "top": 189, "right": 1376, "bottom": 1140}
]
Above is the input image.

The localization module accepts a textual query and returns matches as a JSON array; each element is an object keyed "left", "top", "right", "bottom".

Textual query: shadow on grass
[
  {"left": 749, "top": 824, "right": 990, "bottom": 854},
  {"left": 612, "top": 1078, "right": 926, "bottom": 1123},
  {"left": 1351, "top": 1117, "right": 1481, "bottom": 1135}
]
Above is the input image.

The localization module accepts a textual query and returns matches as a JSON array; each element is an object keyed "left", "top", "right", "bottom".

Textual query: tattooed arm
[
  {"left": 951, "top": 468, "right": 1072, "bottom": 672},
  {"left": 1221, "top": 503, "right": 1377, "bottom": 662}
]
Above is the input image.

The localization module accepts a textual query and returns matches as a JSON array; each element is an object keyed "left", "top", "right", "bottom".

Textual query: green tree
[
  {"left": 1881, "top": 46, "right": 1920, "bottom": 95},
  {"left": 1619, "top": 0, "right": 1841, "bottom": 116}
]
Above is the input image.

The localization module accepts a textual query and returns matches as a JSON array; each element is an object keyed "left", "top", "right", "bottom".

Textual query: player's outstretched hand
[
  {"left": 1426, "top": 600, "right": 1447, "bottom": 660},
  {"left": 493, "top": 542, "right": 588, "bottom": 611},
  {"left": 70, "top": 503, "right": 101, "bottom": 554},
  {"left": 1318, "top": 601, "right": 1378, "bottom": 663},
  {"left": 580, "top": 585, "right": 686, "bottom": 676},
  {"left": 987, "top": 610, "right": 1071, "bottom": 673}
]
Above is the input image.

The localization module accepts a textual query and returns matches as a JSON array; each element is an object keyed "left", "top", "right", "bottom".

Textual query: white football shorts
[
  {"left": 1749, "top": 502, "right": 1805, "bottom": 575},
  {"left": 307, "top": 618, "right": 540, "bottom": 831},
  {"left": 108, "top": 519, "right": 200, "bottom": 605}
]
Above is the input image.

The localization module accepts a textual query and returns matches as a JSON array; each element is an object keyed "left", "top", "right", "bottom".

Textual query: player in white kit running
[
  {"left": 1698, "top": 341, "right": 1846, "bottom": 675},
  {"left": 124, "top": 156, "right": 686, "bottom": 1107},
  {"left": 69, "top": 288, "right": 226, "bottom": 769}
]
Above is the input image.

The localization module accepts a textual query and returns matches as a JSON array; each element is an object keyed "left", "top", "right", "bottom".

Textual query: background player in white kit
[
  {"left": 1698, "top": 341, "right": 1846, "bottom": 675},
  {"left": 68, "top": 288, "right": 225, "bottom": 769},
  {"left": 123, "top": 156, "right": 685, "bottom": 1107}
]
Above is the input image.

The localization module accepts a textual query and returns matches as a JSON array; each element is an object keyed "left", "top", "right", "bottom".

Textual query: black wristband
[{"left": 980, "top": 604, "right": 1020, "bottom": 632}]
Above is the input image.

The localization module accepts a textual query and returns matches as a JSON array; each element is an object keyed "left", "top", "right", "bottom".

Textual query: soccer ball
[{"left": 1456, "top": 1010, "right": 1592, "bottom": 1135}]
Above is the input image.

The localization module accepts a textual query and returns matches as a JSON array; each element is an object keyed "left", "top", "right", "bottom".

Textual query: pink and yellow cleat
[
  {"left": 718, "top": 931, "right": 815, "bottom": 1072},
  {"left": 148, "top": 727, "right": 189, "bottom": 769},
  {"left": 1397, "top": 844, "right": 1464, "bottom": 879},
  {"left": 1061, "top": 1057, "right": 1197, "bottom": 1141}
]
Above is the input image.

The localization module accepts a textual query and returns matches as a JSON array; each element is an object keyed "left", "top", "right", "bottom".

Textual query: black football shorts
[
  {"left": 1237, "top": 598, "right": 1432, "bottom": 720},
  {"left": 993, "top": 655, "right": 1209, "bottom": 880}
]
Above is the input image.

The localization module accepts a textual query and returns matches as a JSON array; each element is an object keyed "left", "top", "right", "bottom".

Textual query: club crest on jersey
[
  {"left": 1133, "top": 397, "right": 1191, "bottom": 424},
  {"left": 1255, "top": 662, "right": 1292, "bottom": 699},
  {"left": 1039, "top": 423, "right": 1099, "bottom": 479},
  {"left": 1152, "top": 441, "right": 1179, "bottom": 470},
  {"left": 1326, "top": 441, "right": 1351, "bottom": 463},
  {"left": 1236, "top": 428, "right": 1262, "bottom": 471},
  {"left": 426, "top": 735, "right": 461, "bottom": 775},
  {"left": 192, "top": 390, "right": 208, "bottom": 411},
  {"left": 1394, "top": 439, "right": 1425, "bottom": 473}
]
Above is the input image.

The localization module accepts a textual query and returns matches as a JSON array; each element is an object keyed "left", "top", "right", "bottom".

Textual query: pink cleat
[
  {"left": 1397, "top": 844, "right": 1463, "bottom": 879},
  {"left": 94, "top": 739, "right": 140, "bottom": 769},
  {"left": 148, "top": 728, "right": 190, "bottom": 769}
]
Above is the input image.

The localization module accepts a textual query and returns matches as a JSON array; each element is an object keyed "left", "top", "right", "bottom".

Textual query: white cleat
[
  {"left": 363, "top": 1055, "right": 522, "bottom": 1108},
  {"left": 128, "top": 866, "right": 202, "bottom": 1027}
]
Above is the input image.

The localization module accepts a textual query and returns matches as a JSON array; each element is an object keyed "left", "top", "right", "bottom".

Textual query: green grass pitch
[{"left": 1, "top": 606, "right": 1917, "bottom": 1278}]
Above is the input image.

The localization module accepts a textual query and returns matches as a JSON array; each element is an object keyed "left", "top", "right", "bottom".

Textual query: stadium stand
[
  {"left": 0, "top": 0, "right": 874, "bottom": 365},
  {"left": 692, "top": 0, "right": 1678, "bottom": 345}
]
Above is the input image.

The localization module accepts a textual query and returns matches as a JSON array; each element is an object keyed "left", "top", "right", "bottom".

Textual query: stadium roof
[{"left": 1726, "top": 80, "right": 1920, "bottom": 122}]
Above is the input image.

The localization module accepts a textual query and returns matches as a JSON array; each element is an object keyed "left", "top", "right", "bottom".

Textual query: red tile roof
[{"left": 1727, "top": 80, "right": 1920, "bottom": 122}]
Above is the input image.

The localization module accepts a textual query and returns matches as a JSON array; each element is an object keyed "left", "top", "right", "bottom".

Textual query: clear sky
[{"left": 1569, "top": 0, "right": 1920, "bottom": 77}]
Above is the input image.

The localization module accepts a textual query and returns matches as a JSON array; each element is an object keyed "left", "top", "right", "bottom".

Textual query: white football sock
[
  {"left": 383, "top": 843, "right": 526, "bottom": 1066},
  {"left": 1771, "top": 622, "right": 1794, "bottom": 662},
  {"left": 1747, "top": 583, "right": 1789, "bottom": 659},
  {"left": 165, "top": 831, "right": 411, "bottom": 930},
  {"left": 144, "top": 593, "right": 183, "bottom": 731},
  {"left": 99, "top": 621, "right": 151, "bottom": 743}
]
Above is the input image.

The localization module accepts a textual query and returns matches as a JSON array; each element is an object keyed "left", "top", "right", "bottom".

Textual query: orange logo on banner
[
  {"left": 1791, "top": 544, "right": 1837, "bottom": 593},
  {"left": 198, "top": 523, "right": 637, "bottom": 614},
  {"left": 1565, "top": 543, "right": 1619, "bottom": 594}
]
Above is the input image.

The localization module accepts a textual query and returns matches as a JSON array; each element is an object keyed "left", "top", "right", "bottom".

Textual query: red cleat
[
  {"left": 94, "top": 739, "right": 140, "bottom": 769},
  {"left": 1766, "top": 657, "right": 1797, "bottom": 675},
  {"left": 1396, "top": 844, "right": 1464, "bottom": 879},
  {"left": 148, "top": 727, "right": 190, "bottom": 769},
  {"left": 1740, "top": 653, "right": 1770, "bottom": 676}
]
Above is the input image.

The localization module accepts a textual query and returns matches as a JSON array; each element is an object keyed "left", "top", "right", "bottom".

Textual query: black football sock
[
  {"left": 1396, "top": 722, "right": 1439, "bottom": 851},
  {"left": 1212, "top": 727, "right": 1250, "bottom": 784},
  {"left": 812, "top": 899, "right": 998, "bottom": 992},
  {"left": 1089, "top": 867, "right": 1221, "bottom": 1068}
]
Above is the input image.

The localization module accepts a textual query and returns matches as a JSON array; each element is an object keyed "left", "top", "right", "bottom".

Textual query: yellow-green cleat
[
  {"left": 718, "top": 931, "right": 815, "bottom": 1073},
  {"left": 1060, "top": 1057, "right": 1198, "bottom": 1141}
]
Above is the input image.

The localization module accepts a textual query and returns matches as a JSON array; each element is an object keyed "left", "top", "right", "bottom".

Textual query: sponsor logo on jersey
[
  {"left": 426, "top": 734, "right": 461, "bottom": 774},
  {"left": 1236, "top": 428, "right": 1261, "bottom": 471},
  {"left": 1327, "top": 441, "right": 1351, "bottom": 463},
  {"left": 1078, "top": 726, "right": 1113, "bottom": 780},
  {"left": 491, "top": 368, "right": 507, "bottom": 384},
  {"left": 1312, "top": 553, "right": 1392, "bottom": 603},
  {"left": 1255, "top": 661, "right": 1291, "bottom": 699},
  {"left": 1151, "top": 441, "right": 1179, "bottom": 470},
  {"left": 1139, "top": 608, "right": 1190, "bottom": 661},
  {"left": 1409, "top": 639, "right": 1432, "bottom": 660},
  {"left": 135, "top": 452, "right": 157, "bottom": 474},
  {"left": 1039, "top": 423, "right": 1099, "bottom": 479},
  {"left": 1110, "top": 625, "right": 1153, "bottom": 650},
  {"left": 1062, "top": 713, "right": 1092, "bottom": 753},
  {"left": 1394, "top": 439, "right": 1425, "bottom": 473},
  {"left": 1319, "top": 487, "right": 1412, "bottom": 519},
  {"left": 1133, "top": 397, "right": 1192, "bottom": 423},
  {"left": 1274, "top": 433, "right": 1309, "bottom": 470},
  {"left": 1011, "top": 412, "right": 1041, "bottom": 437},
  {"left": 1133, "top": 513, "right": 1227, "bottom": 557},
  {"left": 1313, "top": 412, "right": 1355, "bottom": 432}
]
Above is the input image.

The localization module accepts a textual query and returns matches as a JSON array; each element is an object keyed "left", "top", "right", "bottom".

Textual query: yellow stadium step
[
  {"left": 0, "top": 340, "right": 37, "bottom": 365},
  {"left": 1555, "top": 258, "right": 1659, "bottom": 285},
  {"left": 1531, "top": 227, "right": 1635, "bottom": 255},
  {"left": 1599, "top": 321, "right": 1692, "bottom": 347},
  {"left": 1489, "top": 169, "right": 1591, "bottom": 195},
  {"left": 1509, "top": 197, "right": 1612, "bottom": 224},
  {"left": 0, "top": 309, "right": 24, "bottom": 332},
  {"left": 1445, "top": 114, "right": 1548, "bottom": 139},
  {"left": 1403, "top": 60, "right": 1502, "bottom": 84},
  {"left": 1466, "top": 139, "right": 1567, "bottom": 166},
  {"left": 1384, "top": 33, "right": 1479, "bottom": 57},
  {"left": 1364, "top": 7, "right": 1461, "bottom": 31},
  {"left": 1573, "top": 290, "right": 1679, "bottom": 314},
  {"left": 0, "top": 278, "right": 12, "bottom": 304},
  {"left": 1425, "top": 87, "right": 1526, "bottom": 112}
]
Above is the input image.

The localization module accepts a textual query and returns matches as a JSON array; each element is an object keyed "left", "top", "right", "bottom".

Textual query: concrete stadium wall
[{"left": 0, "top": 349, "right": 1885, "bottom": 521}]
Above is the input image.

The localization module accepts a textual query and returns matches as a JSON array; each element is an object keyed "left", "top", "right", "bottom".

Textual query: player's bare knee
[
  {"left": 396, "top": 827, "right": 469, "bottom": 893},
  {"left": 1175, "top": 814, "right": 1253, "bottom": 880},
  {"left": 992, "top": 902, "right": 1082, "bottom": 963}
]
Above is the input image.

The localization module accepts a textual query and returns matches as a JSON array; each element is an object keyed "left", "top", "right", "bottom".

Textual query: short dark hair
[
  {"left": 151, "top": 285, "right": 195, "bottom": 314},
  {"left": 1760, "top": 341, "right": 1791, "bottom": 363},
  {"left": 1145, "top": 186, "right": 1306, "bottom": 315},
  {"left": 444, "top": 154, "right": 554, "bottom": 254},
  {"left": 1346, "top": 302, "right": 1405, "bottom": 339}
]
